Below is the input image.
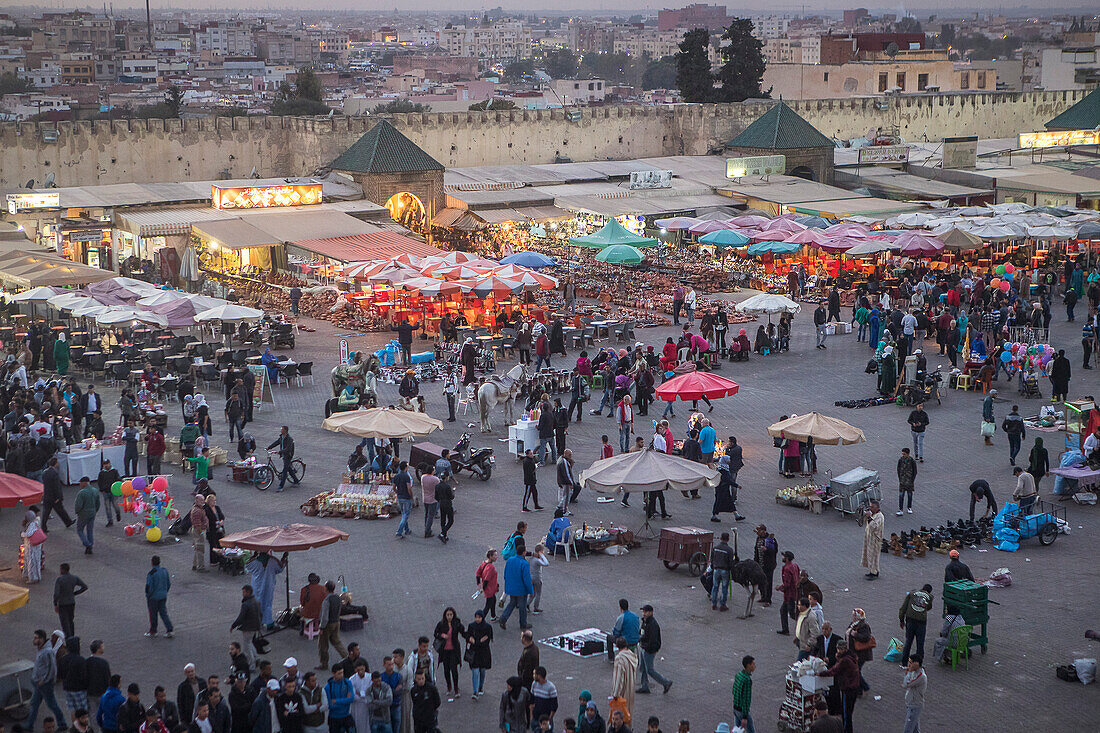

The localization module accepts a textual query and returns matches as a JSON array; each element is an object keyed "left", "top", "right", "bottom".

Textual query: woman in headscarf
[
  {"left": 845, "top": 608, "right": 874, "bottom": 692},
  {"left": 1027, "top": 437, "right": 1049, "bottom": 487},
  {"left": 194, "top": 394, "right": 212, "bottom": 438},
  {"left": 182, "top": 394, "right": 196, "bottom": 424},
  {"left": 575, "top": 350, "right": 592, "bottom": 377},
  {"left": 21, "top": 506, "right": 44, "bottom": 583},
  {"left": 53, "top": 333, "right": 70, "bottom": 377},
  {"left": 754, "top": 325, "right": 771, "bottom": 354},
  {"left": 549, "top": 317, "right": 566, "bottom": 356},
  {"left": 460, "top": 337, "right": 478, "bottom": 386},
  {"left": 498, "top": 676, "right": 530, "bottom": 733},
  {"left": 576, "top": 689, "right": 593, "bottom": 722},
  {"left": 260, "top": 348, "right": 279, "bottom": 384},
  {"left": 204, "top": 492, "right": 225, "bottom": 565},
  {"left": 867, "top": 308, "right": 881, "bottom": 349},
  {"left": 734, "top": 328, "right": 751, "bottom": 357},
  {"left": 878, "top": 346, "right": 897, "bottom": 396}
]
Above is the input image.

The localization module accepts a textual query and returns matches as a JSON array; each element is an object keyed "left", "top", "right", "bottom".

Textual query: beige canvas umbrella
[
  {"left": 321, "top": 407, "right": 444, "bottom": 439},
  {"left": 580, "top": 448, "right": 720, "bottom": 494},
  {"left": 766, "top": 412, "right": 865, "bottom": 446}
]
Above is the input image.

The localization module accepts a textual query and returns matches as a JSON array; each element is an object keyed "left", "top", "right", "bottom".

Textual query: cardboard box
[{"left": 798, "top": 674, "right": 829, "bottom": 693}]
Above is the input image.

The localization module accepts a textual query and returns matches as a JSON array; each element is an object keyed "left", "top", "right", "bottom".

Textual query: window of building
[
  {"left": 823, "top": 71, "right": 829, "bottom": 82},
  {"left": 878, "top": 73, "right": 888, "bottom": 92},
  {"left": 977, "top": 72, "right": 986, "bottom": 88},
  {"left": 588, "top": 83, "right": 594, "bottom": 90},
  {"left": 917, "top": 73, "right": 928, "bottom": 91},
  {"left": 960, "top": 71, "right": 969, "bottom": 89},
  {"left": 896, "top": 72, "right": 906, "bottom": 90}
]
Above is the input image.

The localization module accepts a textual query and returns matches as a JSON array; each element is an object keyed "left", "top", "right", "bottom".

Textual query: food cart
[
  {"left": 824, "top": 467, "right": 882, "bottom": 517},
  {"left": 657, "top": 526, "right": 713, "bottom": 574}
]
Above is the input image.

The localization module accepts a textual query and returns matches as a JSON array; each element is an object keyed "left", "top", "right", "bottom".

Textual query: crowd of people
[{"left": 8, "top": 251, "right": 1096, "bottom": 733}]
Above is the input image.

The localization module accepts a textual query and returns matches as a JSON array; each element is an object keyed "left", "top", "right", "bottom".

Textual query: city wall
[{"left": 0, "top": 90, "right": 1085, "bottom": 190}]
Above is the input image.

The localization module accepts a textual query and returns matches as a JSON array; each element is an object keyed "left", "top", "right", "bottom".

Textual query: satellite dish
[
  {"left": 25, "top": 179, "right": 35, "bottom": 189},
  {"left": 44, "top": 172, "right": 55, "bottom": 188},
  {"left": 885, "top": 42, "right": 899, "bottom": 58}
]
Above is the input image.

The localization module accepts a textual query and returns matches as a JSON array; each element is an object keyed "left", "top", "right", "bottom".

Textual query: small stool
[
  {"left": 302, "top": 619, "right": 319, "bottom": 639},
  {"left": 954, "top": 374, "right": 972, "bottom": 391},
  {"left": 590, "top": 374, "right": 603, "bottom": 390}
]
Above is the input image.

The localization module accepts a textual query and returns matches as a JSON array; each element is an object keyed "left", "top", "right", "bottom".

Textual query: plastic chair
[
  {"left": 459, "top": 384, "right": 476, "bottom": 415},
  {"left": 302, "top": 619, "right": 319, "bottom": 640},
  {"left": 954, "top": 374, "right": 972, "bottom": 391},
  {"left": 554, "top": 528, "right": 578, "bottom": 562},
  {"left": 590, "top": 374, "right": 604, "bottom": 391},
  {"left": 279, "top": 364, "right": 299, "bottom": 387},
  {"left": 947, "top": 624, "right": 972, "bottom": 670},
  {"left": 297, "top": 361, "right": 314, "bottom": 385}
]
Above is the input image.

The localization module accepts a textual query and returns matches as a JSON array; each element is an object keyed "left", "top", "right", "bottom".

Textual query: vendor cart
[
  {"left": 657, "top": 526, "right": 712, "bottom": 574},
  {"left": 0, "top": 659, "right": 34, "bottom": 721},
  {"left": 777, "top": 663, "right": 825, "bottom": 732},
  {"left": 1008, "top": 499, "right": 1065, "bottom": 546},
  {"left": 824, "top": 466, "right": 881, "bottom": 518}
]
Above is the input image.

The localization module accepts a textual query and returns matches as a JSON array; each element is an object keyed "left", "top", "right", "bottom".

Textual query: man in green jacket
[
  {"left": 74, "top": 475, "right": 101, "bottom": 555},
  {"left": 899, "top": 584, "right": 934, "bottom": 666},
  {"left": 731, "top": 655, "right": 755, "bottom": 733}
]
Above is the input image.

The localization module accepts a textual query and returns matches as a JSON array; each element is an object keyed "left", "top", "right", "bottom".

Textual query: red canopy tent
[{"left": 656, "top": 372, "right": 740, "bottom": 401}]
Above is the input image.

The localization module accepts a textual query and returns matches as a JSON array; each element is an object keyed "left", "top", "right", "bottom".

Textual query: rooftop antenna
[{"left": 145, "top": 0, "right": 152, "bottom": 50}]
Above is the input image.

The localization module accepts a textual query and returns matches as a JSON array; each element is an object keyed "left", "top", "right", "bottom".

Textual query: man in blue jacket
[
  {"left": 612, "top": 599, "right": 641, "bottom": 651},
  {"left": 323, "top": 666, "right": 355, "bottom": 733},
  {"left": 144, "top": 556, "right": 173, "bottom": 638},
  {"left": 97, "top": 675, "right": 125, "bottom": 733},
  {"left": 496, "top": 538, "right": 533, "bottom": 631}
]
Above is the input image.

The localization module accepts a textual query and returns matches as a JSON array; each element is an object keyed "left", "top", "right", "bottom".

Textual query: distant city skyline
[{"left": 2, "top": 3, "right": 1099, "bottom": 16}]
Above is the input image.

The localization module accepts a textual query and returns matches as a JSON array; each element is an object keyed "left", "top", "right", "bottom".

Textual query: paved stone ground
[{"left": 2, "top": 295, "right": 1099, "bottom": 733}]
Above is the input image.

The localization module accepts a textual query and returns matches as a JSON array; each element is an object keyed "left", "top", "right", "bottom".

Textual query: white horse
[{"left": 477, "top": 363, "right": 528, "bottom": 433}]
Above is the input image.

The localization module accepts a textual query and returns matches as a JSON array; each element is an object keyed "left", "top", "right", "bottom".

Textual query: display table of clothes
[{"left": 57, "top": 443, "right": 127, "bottom": 484}]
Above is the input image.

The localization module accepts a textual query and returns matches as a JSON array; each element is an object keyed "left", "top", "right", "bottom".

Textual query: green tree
[
  {"left": 939, "top": 24, "right": 956, "bottom": 49},
  {"left": 676, "top": 28, "right": 714, "bottom": 103},
  {"left": 372, "top": 99, "right": 431, "bottom": 114},
  {"left": 895, "top": 16, "right": 923, "bottom": 34},
  {"left": 295, "top": 66, "right": 323, "bottom": 102},
  {"left": 580, "top": 52, "right": 634, "bottom": 85},
  {"left": 468, "top": 98, "right": 517, "bottom": 111},
  {"left": 271, "top": 98, "right": 331, "bottom": 116},
  {"left": 503, "top": 58, "right": 534, "bottom": 82},
  {"left": 642, "top": 55, "right": 678, "bottom": 90},
  {"left": 714, "top": 18, "right": 768, "bottom": 102},
  {"left": 133, "top": 102, "right": 176, "bottom": 118},
  {"left": 541, "top": 48, "right": 579, "bottom": 79},
  {"left": 164, "top": 85, "right": 183, "bottom": 118},
  {"left": 0, "top": 72, "right": 32, "bottom": 96}
]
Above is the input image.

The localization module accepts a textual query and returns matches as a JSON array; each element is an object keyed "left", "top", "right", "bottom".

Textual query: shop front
[{"left": 58, "top": 221, "right": 113, "bottom": 270}]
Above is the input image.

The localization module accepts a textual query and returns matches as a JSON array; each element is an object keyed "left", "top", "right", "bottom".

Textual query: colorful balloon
[
  {"left": 145, "top": 527, "right": 161, "bottom": 543},
  {"left": 994, "top": 264, "right": 1006, "bottom": 276},
  {"left": 124, "top": 525, "right": 136, "bottom": 537},
  {"left": 1004, "top": 263, "right": 1015, "bottom": 274},
  {"left": 151, "top": 476, "right": 168, "bottom": 493},
  {"left": 990, "top": 278, "right": 1001, "bottom": 289},
  {"left": 111, "top": 481, "right": 123, "bottom": 496},
  {"left": 1005, "top": 271, "right": 1013, "bottom": 281},
  {"left": 132, "top": 476, "right": 147, "bottom": 492},
  {"left": 1000, "top": 281, "right": 1010, "bottom": 292}
]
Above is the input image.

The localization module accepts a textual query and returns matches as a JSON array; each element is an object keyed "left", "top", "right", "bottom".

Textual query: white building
[
  {"left": 754, "top": 16, "right": 792, "bottom": 40},
  {"left": 437, "top": 22, "right": 532, "bottom": 60},
  {"left": 612, "top": 30, "right": 682, "bottom": 59},
  {"left": 1040, "top": 44, "right": 1100, "bottom": 90},
  {"left": 549, "top": 78, "right": 606, "bottom": 104},
  {"left": 23, "top": 62, "right": 62, "bottom": 88},
  {"left": 194, "top": 21, "right": 254, "bottom": 57},
  {"left": 119, "top": 55, "right": 158, "bottom": 84}
]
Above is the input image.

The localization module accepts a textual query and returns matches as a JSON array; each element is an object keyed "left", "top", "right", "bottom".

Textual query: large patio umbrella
[
  {"left": 411, "top": 278, "right": 463, "bottom": 297},
  {"left": 655, "top": 370, "right": 739, "bottom": 401},
  {"left": 507, "top": 270, "right": 559, "bottom": 290},
  {"left": 0, "top": 582, "right": 29, "bottom": 614},
  {"left": 1027, "top": 224, "right": 1077, "bottom": 240},
  {"left": 500, "top": 251, "right": 555, "bottom": 268},
  {"left": 432, "top": 264, "right": 494, "bottom": 280},
  {"left": 687, "top": 219, "right": 736, "bottom": 235},
  {"left": 825, "top": 222, "right": 873, "bottom": 238},
  {"left": 219, "top": 523, "right": 350, "bottom": 614},
  {"left": 136, "top": 290, "right": 189, "bottom": 307},
  {"left": 746, "top": 240, "right": 801, "bottom": 256},
  {"left": 0, "top": 472, "right": 43, "bottom": 508},
  {"left": 11, "top": 286, "right": 60, "bottom": 303},
  {"left": 470, "top": 275, "right": 522, "bottom": 297},
  {"left": 569, "top": 218, "right": 658, "bottom": 248},
  {"left": 699, "top": 229, "right": 751, "bottom": 248},
  {"left": 735, "top": 293, "right": 801, "bottom": 316},
  {"left": 580, "top": 448, "right": 720, "bottom": 495},
  {"left": 595, "top": 245, "right": 645, "bottom": 264},
  {"left": 322, "top": 407, "right": 444, "bottom": 439},
  {"left": 48, "top": 291, "right": 98, "bottom": 310},
  {"left": 760, "top": 218, "right": 807, "bottom": 234},
  {"left": 817, "top": 236, "right": 861, "bottom": 253},
  {"left": 194, "top": 304, "right": 263, "bottom": 322},
  {"left": 795, "top": 216, "right": 832, "bottom": 229},
  {"left": 846, "top": 239, "right": 899, "bottom": 257},
  {"left": 729, "top": 215, "right": 771, "bottom": 228},
  {"left": 341, "top": 261, "right": 384, "bottom": 279},
  {"left": 935, "top": 227, "right": 984, "bottom": 251},
  {"left": 895, "top": 232, "right": 946, "bottom": 256},
  {"left": 766, "top": 412, "right": 865, "bottom": 445},
  {"left": 965, "top": 223, "right": 1019, "bottom": 242},
  {"left": 368, "top": 267, "right": 419, "bottom": 285},
  {"left": 786, "top": 229, "right": 829, "bottom": 246},
  {"left": 96, "top": 307, "right": 168, "bottom": 328},
  {"left": 653, "top": 216, "right": 699, "bottom": 230},
  {"left": 1077, "top": 221, "right": 1100, "bottom": 239},
  {"left": 750, "top": 229, "right": 793, "bottom": 243}
]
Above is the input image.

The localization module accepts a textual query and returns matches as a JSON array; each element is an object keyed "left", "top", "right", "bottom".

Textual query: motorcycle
[
  {"left": 903, "top": 366, "right": 943, "bottom": 406},
  {"left": 451, "top": 430, "right": 494, "bottom": 481}
]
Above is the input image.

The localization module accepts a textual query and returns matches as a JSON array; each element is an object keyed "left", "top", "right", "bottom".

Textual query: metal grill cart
[
  {"left": 1008, "top": 499, "right": 1066, "bottom": 546},
  {"left": 943, "top": 579, "right": 998, "bottom": 655},
  {"left": 657, "top": 526, "right": 713, "bottom": 574},
  {"left": 824, "top": 467, "right": 881, "bottom": 517},
  {"left": 777, "top": 661, "right": 827, "bottom": 732}
]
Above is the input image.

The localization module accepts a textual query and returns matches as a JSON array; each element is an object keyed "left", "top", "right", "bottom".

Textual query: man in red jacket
[
  {"left": 816, "top": 640, "right": 861, "bottom": 733},
  {"left": 776, "top": 551, "right": 801, "bottom": 636}
]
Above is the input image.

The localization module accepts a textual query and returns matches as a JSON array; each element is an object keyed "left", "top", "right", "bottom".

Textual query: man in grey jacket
[
  {"left": 28, "top": 629, "right": 68, "bottom": 731},
  {"left": 316, "top": 581, "right": 347, "bottom": 672},
  {"left": 556, "top": 449, "right": 577, "bottom": 513},
  {"left": 366, "top": 672, "right": 393, "bottom": 729}
]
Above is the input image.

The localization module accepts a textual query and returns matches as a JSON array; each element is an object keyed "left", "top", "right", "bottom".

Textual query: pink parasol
[
  {"left": 688, "top": 220, "right": 737, "bottom": 234},
  {"left": 760, "top": 218, "right": 807, "bottom": 234},
  {"left": 750, "top": 229, "right": 792, "bottom": 242},
  {"left": 895, "top": 232, "right": 946, "bottom": 256},
  {"left": 785, "top": 229, "right": 829, "bottom": 246},
  {"left": 728, "top": 215, "right": 772, "bottom": 228},
  {"left": 825, "top": 222, "right": 873, "bottom": 238},
  {"left": 654, "top": 216, "right": 700, "bottom": 230},
  {"left": 817, "top": 236, "right": 861, "bottom": 253}
]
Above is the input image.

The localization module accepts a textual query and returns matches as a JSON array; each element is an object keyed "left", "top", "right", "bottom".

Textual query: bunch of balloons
[
  {"left": 998, "top": 341, "right": 1056, "bottom": 375},
  {"left": 111, "top": 475, "right": 176, "bottom": 543},
  {"left": 989, "top": 263, "right": 1017, "bottom": 293}
]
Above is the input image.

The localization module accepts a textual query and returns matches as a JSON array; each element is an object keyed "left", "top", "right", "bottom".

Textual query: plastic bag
[
  {"left": 883, "top": 637, "right": 903, "bottom": 663},
  {"left": 984, "top": 568, "right": 1012, "bottom": 587},
  {"left": 980, "top": 421, "right": 996, "bottom": 437},
  {"left": 994, "top": 541, "right": 1019, "bottom": 552},
  {"left": 1073, "top": 658, "right": 1096, "bottom": 685}
]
